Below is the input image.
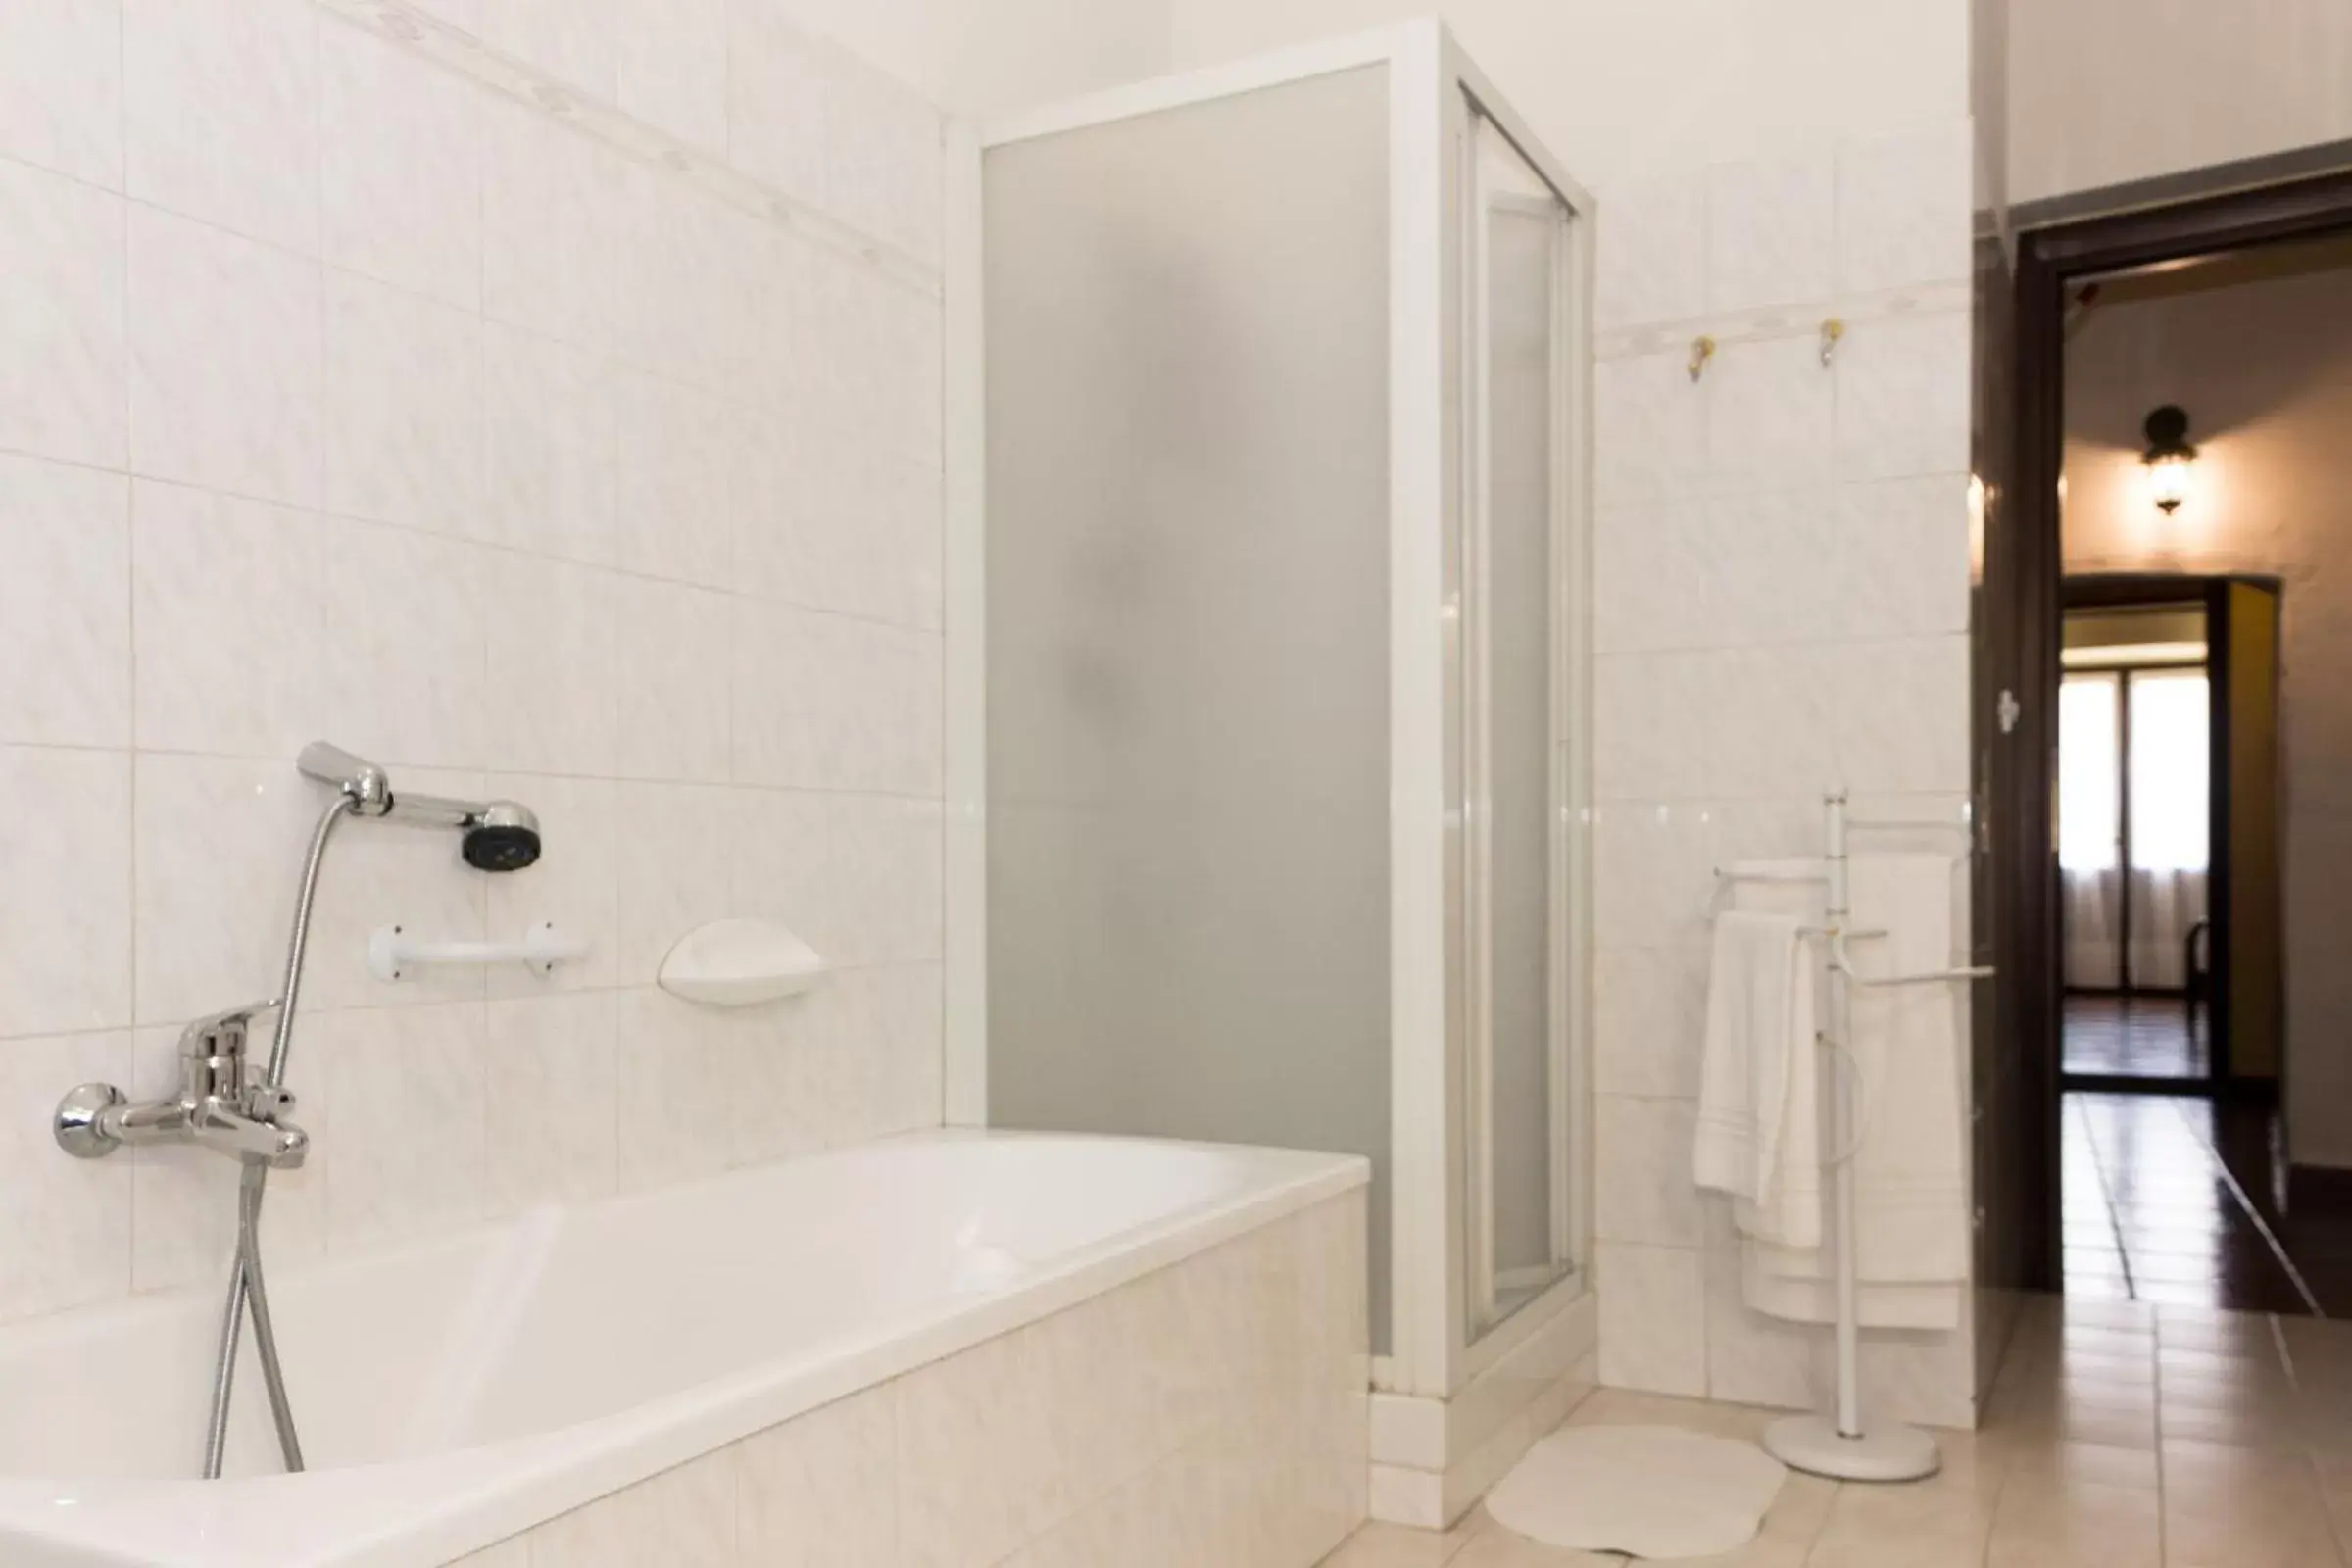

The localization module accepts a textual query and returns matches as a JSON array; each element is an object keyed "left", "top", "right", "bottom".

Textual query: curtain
[
  {"left": 2127, "top": 671, "right": 2209, "bottom": 989},
  {"left": 2058, "top": 668, "right": 2211, "bottom": 991},
  {"left": 2060, "top": 673, "right": 2123, "bottom": 989}
]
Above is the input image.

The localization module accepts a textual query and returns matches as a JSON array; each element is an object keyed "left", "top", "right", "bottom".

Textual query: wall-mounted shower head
[{"left": 297, "top": 742, "right": 543, "bottom": 873}]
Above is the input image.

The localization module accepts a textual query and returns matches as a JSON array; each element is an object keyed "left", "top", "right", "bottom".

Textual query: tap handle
[{"left": 177, "top": 999, "right": 280, "bottom": 1059}]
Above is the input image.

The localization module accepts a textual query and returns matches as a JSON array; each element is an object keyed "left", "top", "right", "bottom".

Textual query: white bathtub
[{"left": 0, "top": 1130, "right": 1370, "bottom": 1567}]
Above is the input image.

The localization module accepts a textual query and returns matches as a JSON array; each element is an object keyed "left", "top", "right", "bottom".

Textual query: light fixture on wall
[{"left": 2141, "top": 405, "right": 2198, "bottom": 514}]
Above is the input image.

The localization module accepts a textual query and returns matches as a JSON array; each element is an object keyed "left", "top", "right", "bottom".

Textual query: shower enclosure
[{"left": 947, "top": 23, "right": 1592, "bottom": 1412}]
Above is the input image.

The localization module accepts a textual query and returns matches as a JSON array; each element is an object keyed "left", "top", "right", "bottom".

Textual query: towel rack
[{"left": 1742, "top": 791, "right": 1991, "bottom": 1486}]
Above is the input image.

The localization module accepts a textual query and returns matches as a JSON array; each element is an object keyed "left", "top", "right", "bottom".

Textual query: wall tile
[
  {"left": 319, "top": 519, "right": 489, "bottom": 770},
  {"left": 122, "top": 0, "right": 318, "bottom": 251},
  {"left": 1595, "top": 171, "right": 1707, "bottom": 330},
  {"left": 730, "top": 600, "right": 829, "bottom": 789},
  {"left": 319, "top": 1001, "right": 487, "bottom": 1253},
  {"left": 0, "top": 456, "right": 129, "bottom": 749},
  {"left": 1595, "top": 351, "right": 1704, "bottom": 507},
  {"left": 484, "top": 771, "right": 620, "bottom": 996},
  {"left": 478, "top": 0, "right": 619, "bottom": 104},
  {"left": 481, "top": 321, "right": 615, "bottom": 564},
  {"left": 730, "top": 789, "right": 834, "bottom": 959},
  {"left": 1829, "top": 475, "right": 1972, "bottom": 640},
  {"left": 1594, "top": 500, "right": 1710, "bottom": 654},
  {"left": 323, "top": 270, "right": 484, "bottom": 536},
  {"left": 131, "top": 752, "right": 316, "bottom": 1025},
  {"left": 1700, "top": 489, "right": 1836, "bottom": 649},
  {"left": 128, "top": 204, "right": 321, "bottom": 507},
  {"left": 131, "top": 481, "right": 322, "bottom": 757},
  {"left": 612, "top": 988, "right": 737, "bottom": 1191},
  {"left": 609, "top": 368, "right": 733, "bottom": 588},
  {"left": 1595, "top": 652, "right": 1712, "bottom": 801},
  {"left": 828, "top": 54, "right": 945, "bottom": 265},
  {"left": 1594, "top": 946, "right": 1708, "bottom": 1101},
  {"left": 530, "top": 1446, "right": 737, "bottom": 1568},
  {"left": 0, "top": 159, "right": 126, "bottom": 469},
  {"left": 1706, "top": 152, "right": 1834, "bottom": 313},
  {"left": 1592, "top": 800, "right": 1713, "bottom": 955},
  {"left": 830, "top": 793, "right": 944, "bottom": 965},
  {"left": 1705, "top": 335, "right": 1833, "bottom": 495},
  {"left": 1834, "top": 634, "right": 1971, "bottom": 795},
  {"left": 614, "top": 0, "right": 728, "bottom": 153},
  {"left": 484, "top": 990, "right": 617, "bottom": 1213},
  {"left": 1836, "top": 121, "right": 1973, "bottom": 296},
  {"left": 481, "top": 96, "right": 619, "bottom": 355},
  {"left": 1596, "top": 1241, "right": 1707, "bottom": 1396},
  {"left": 1833, "top": 310, "right": 1972, "bottom": 481},
  {"left": 0, "top": 0, "right": 122, "bottom": 187},
  {"left": 727, "top": 0, "right": 832, "bottom": 211},
  {"left": 0, "top": 748, "right": 131, "bottom": 1038},
  {"left": 1705, "top": 644, "right": 1842, "bottom": 800},
  {"left": 737, "top": 1385, "right": 900, "bottom": 1566},
  {"left": 613, "top": 576, "right": 733, "bottom": 783},
  {"left": 0, "top": 1031, "right": 133, "bottom": 1319},
  {"left": 482, "top": 555, "right": 618, "bottom": 776},
  {"left": 615, "top": 783, "right": 739, "bottom": 983},
  {"left": 320, "top": 23, "right": 483, "bottom": 311},
  {"left": 1594, "top": 1094, "right": 1703, "bottom": 1248}
]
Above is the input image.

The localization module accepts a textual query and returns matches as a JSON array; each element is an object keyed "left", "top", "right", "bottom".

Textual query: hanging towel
[
  {"left": 1693, "top": 910, "right": 1821, "bottom": 1250},
  {"left": 1746, "top": 852, "right": 1969, "bottom": 1330}
]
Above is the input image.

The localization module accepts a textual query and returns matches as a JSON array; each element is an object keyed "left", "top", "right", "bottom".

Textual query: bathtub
[{"left": 0, "top": 1130, "right": 1371, "bottom": 1567}]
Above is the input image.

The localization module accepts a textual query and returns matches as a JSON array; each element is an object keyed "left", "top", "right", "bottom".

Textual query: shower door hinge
[{"left": 1996, "top": 689, "right": 2022, "bottom": 735}]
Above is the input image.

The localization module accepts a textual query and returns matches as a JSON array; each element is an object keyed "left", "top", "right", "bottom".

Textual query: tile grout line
[
  {"left": 2160, "top": 1096, "right": 2326, "bottom": 1319},
  {"left": 2071, "top": 1096, "right": 2139, "bottom": 1300}
]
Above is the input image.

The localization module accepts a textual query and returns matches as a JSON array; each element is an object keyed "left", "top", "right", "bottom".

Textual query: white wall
[
  {"left": 0, "top": 0, "right": 944, "bottom": 1326},
  {"left": 2010, "top": 0, "right": 2352, "bottom": 206},
  {"left": 1163, "top": 0, "right": 1969, "bottom": 189},
  {"left": 751, "top": 0, "right": 1169, "bottom": 118},
  {"left": 2061, "top": 260, "right": 2352, "bottom": 1168}
]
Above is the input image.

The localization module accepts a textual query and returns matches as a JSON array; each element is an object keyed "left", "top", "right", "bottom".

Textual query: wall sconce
[{"left": 2141, "top": 405, "right": 2197, "bottom": 514}]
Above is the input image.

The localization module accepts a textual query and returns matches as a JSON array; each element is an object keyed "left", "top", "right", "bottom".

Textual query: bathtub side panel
[{"left": 457, "top": 1188, "right": 1369, "bottom": 1568}]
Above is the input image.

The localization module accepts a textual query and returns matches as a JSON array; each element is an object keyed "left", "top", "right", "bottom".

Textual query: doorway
[{"left": 1993, "top": 177, "right": 2352, "bottom": 1314}]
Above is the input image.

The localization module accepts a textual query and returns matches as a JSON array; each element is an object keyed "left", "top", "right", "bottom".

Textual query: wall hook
[
  {"left": 1687, "top": 334, "right": 1717, "bottom": 382},
  {"left": 1819, "top": 318, "right": 1845, "bottom": 368}
]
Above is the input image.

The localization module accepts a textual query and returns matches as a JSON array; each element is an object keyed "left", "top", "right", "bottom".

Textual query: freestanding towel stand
[{"left": 1722, "top": 791, "right": 1992, "bottom": 1484}]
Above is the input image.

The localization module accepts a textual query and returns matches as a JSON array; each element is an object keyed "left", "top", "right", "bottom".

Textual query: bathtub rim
[{"left": 0, "top": 1128, "right": 1371, "bottom": 1568}]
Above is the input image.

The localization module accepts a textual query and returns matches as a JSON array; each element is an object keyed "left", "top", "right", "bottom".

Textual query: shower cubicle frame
[{"left": 942, "top": 21, "right": 1595, "bottom": 1406}]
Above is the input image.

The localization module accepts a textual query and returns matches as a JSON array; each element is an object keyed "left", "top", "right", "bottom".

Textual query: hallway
[
  {"left": 2063, "top": 995, "right": 2208, "bottom": 1081},
  {"left": 2064, "top": 1091, "right": 2352, "bottom": 1315}
]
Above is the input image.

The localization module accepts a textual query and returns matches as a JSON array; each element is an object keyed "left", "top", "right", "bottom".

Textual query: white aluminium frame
[{"left": 943, "top": 21, "right": 1594, "bottom": 1403}]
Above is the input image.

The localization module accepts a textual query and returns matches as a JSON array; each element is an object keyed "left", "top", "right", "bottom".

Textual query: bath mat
[{"left": 1483, "top": 1425, "right": 1786, "bottom": 1559}]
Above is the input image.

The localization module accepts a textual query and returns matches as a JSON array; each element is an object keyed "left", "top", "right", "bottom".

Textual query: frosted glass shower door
[
  {"left": 1463, "top": 116, "right": 1582, "bottom": 1338},
  {"left": 978, "top": 65, "right": 1398, "bottom": 1348}
]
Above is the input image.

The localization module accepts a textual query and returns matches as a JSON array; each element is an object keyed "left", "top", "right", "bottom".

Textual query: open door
[{"left": 2217, "top": 579, "right": 2283, "bottom": 1090}]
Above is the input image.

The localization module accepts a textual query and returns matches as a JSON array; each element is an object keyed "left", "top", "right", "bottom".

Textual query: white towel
[
  {"left": 1693, "top": 910, "right": 1821, "bottom": 1250},
  {"left": 1746, "top": 852, "right": 1969, "bottom": 1329}
]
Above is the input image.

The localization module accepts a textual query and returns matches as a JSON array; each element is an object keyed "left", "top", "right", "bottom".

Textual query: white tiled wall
[
  {"left": 0, "top": 0, "right": 946, "bottom": 1325},
  {"left": 449, "top": 1190, "right": 1370, "bottom": 1568},
  {"left": 1590, "top": 116, "right": 1980, "bottom": 1426}
]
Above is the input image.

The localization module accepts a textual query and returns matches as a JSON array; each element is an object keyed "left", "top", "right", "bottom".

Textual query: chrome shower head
[{"left": 296, "top": 742, "right": 543, "bottom": 873}]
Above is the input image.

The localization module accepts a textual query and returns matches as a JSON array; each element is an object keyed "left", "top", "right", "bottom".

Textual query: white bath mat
[{"left": 1484, "top": 1425, "right": 1786, "bottom": 1559}]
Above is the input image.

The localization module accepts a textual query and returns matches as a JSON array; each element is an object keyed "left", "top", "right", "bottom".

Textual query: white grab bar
[{"left": 369, "top": 921, "right": 588, "bottom": 982}]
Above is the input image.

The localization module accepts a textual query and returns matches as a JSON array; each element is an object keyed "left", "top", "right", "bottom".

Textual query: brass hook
[
  {"left": 1820, "top": 318, "right": 1846, "bottom": 368},
  {"left": 1687, "top": 335, "right": 1717, "bottom": 383}
]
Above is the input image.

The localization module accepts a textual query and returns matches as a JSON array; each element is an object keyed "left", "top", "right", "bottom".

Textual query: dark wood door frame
[{"left": 2000, "top": 172, "right": 2352, "bottom": 1292}]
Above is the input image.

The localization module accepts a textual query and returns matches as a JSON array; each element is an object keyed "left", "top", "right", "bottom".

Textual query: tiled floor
[
  {"left": 2062, "top": 994, "right": 2208, "bottom": 1080},
  {"left": 1320, "top": 1294, "right": 2352, "bottom": 1566},
  {"left": 2063, "top": 1091, "right": 2314, "bottom": 1313}
]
